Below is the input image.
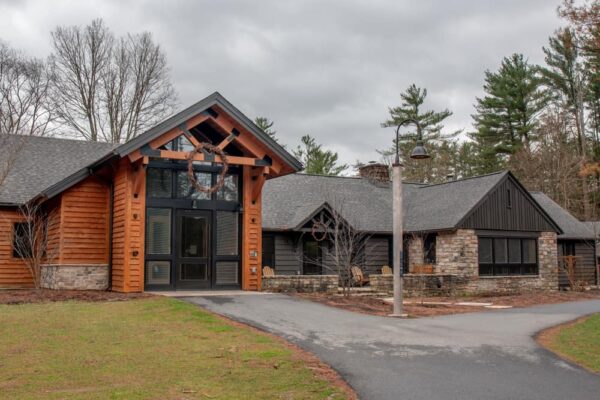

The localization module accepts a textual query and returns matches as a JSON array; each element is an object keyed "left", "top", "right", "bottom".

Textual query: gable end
[{"left": 458, "top": 173, "right": 561, "bottom": 233}]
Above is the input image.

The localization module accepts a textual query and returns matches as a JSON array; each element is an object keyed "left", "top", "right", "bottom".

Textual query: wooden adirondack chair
[
  {"left": 262, "top": 266, "right": 275, "bottom": 277},
  {"left": 381, "top": 265, "right": 393, "bottom": 275},
  {"left": 351, "top": 266, "right": 369, "bottom": 286}
]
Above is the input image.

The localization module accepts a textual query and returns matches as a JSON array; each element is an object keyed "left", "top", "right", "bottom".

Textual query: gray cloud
[{"left": 0, "top": 0, "right": 562, "bottom": 166}]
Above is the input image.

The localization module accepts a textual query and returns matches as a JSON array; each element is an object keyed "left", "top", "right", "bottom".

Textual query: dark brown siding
[{"left": 460, "top": 175, "right": 557, "bottom": 232}]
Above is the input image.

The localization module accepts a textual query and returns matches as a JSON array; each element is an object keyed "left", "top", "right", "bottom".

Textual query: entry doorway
[{"left": 176, "top": 210, "right": 211, "bottom": 289}]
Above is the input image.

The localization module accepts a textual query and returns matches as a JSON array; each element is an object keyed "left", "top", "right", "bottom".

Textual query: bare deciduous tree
[
  {"left": 0, "top": 41, "right": 54, "bottom": 137},
  {"left": 0, "top": 42, "right": 52, "bottom": 190},
  {"left": 11, "top": 202, "right": 55, "bottom": 289},
  {"left": 50, "top": 19, "right": 177, "bottom": 143}
]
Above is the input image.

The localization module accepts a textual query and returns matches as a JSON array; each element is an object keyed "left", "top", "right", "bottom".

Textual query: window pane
[
  {"left": 146, "top": 261, "right": 170, "bottom": 285},
  {"left": 146, "top": 208, "right": 171, "bottom": 255},
  {"left": 216, "top": 261, "right": 239, "bottom": 284},
  {"left": 180, "top": 215, "right": 208, "bottom": 257},
  {"left": 508, "top": 239, "right": 521, "bottom": 263},
  {"left": 494, "top": 238, "right": 507, "bottom": 263},
  {"left": 217, "top": 175, "right": 238, "bottom": 201},
  {"left": 217, "top": 211, "right": 238, "bottom": 256},
  {"left": 176, "top": 171, "right": 211, "bottom": 200},
  {"left": 479, "top": 264, "right": 493, "bottom": 276},
  {"left": 147, "top": 168, "right": 172, "bottom": 198},
  {"left": 180, "top": 263, "right": 207, "bottom": 281},
  {"left": 523, "top": 239, "right": 537, "bottom": 263},
  {"left": 478, "top": 238, "right": 493, "bottom": 263},
  {"left": 12, "top": 223, "right": 32, "bottom": 258},
  {"left": 262, "top": 236, "right": 275, "bottom": 268},
  {"left": 424, "top": 234, "right": 436, "bottom": 264}
]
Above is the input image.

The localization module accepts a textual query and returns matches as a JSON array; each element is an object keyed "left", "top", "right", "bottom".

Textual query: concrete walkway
[{"left": 180, "top": 294, "right": 600, "bottom": 400}]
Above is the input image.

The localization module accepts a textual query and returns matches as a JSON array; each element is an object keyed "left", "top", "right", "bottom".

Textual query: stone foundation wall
[
  {"left": 370, "top": 274, "right": 470, "bottom": 297},
  {"left": 262, "top": 275, "right": 338, "bottom": 293},
  {"left": 41, "top": 264, "right": 109, "bottom": 290}
]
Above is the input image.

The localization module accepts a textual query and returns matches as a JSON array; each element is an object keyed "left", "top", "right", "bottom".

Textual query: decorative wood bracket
[{"left": 251, "top": 167, "right": 269, "bottom": 202}]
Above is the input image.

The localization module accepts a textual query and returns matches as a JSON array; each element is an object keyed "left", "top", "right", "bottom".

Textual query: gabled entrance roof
[
  {"left": 115, "top": 92, "right": 302, "bottom": 171},
  {"left": 0, "top": 92, "right": 302, "bottom": 206}
]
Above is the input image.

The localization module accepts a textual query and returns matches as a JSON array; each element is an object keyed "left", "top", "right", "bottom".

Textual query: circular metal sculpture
[
  {"left": 311, "top": 221, "right": 328, "bottom": 242},
  {"left": 186, "top": 142, "right": 229, "bottom": 194}
]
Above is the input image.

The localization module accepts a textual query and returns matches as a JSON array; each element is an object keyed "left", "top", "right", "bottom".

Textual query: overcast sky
[{"left": 0, "top": 0, "right": 564, "bottom": 167}]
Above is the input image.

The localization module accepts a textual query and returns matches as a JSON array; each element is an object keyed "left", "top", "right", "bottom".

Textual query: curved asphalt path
[{"left": 182, "top": 294, "right": 600, "bottom": 400}]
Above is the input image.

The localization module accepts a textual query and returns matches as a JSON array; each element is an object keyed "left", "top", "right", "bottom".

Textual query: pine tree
[
  {"left": 471, "top": 54, "right": 546, "bottom": 173},
  {"left": 293, "top": 135, "right": 348, "bottom": 176},
  {"left": 254, "top": 116, "right": 278, "bottom": 142},
  {"left": 379, "top": 84, "right": 458, "bottom": 182},
  {"left": 381, "top": 84, "right": 456, "bottom": 142}
]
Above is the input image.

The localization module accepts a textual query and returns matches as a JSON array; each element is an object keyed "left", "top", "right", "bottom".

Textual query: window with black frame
[
  {"left": 262, "top": 235, "right": 275, "bottom": 269},
  {"left": 478, "top": 236, "right": 538, "bottom": 276},
  {"left": 424, "top": 234, "right": 437, "bottom": 264}
]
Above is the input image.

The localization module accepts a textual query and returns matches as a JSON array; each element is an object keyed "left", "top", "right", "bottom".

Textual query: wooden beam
[
  {"left": 216, "top": 130, "right": 238, "bottom": 151},
  {"left": 154, "top": 149, "right": 271, "bottom": 168},
  {"left": 128, "top": 114, "right": 210, "bottom": 162},
  {"left": 252, "top": 168, "right": 269, "bottom": 202},
  {"left": 178, "top": 123, "right": 201, "bottom": 147},
  {"left": 208, "top": 110, "right": 284, "bottom": 174}
]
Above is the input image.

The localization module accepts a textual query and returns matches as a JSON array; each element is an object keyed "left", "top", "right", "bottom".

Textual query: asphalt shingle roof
[
  {"left": 262, "top": 171, "right": 508, "bottom": 233},
  {"left": 0, "top": 135, "right": 114, "bottom": 205},
  {"left": 530, "top": 192, "right": 596, "bottom": 240}
]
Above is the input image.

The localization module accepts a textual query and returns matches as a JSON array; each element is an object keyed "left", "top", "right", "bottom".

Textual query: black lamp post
[{"left": 391, "top": 119, "right": 430, "bottom": 317}]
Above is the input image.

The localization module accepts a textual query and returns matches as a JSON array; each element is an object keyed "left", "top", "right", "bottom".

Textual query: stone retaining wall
[
  {"left": 262, "top": 275, "right": 338, "bottom": 293},
  {"left": 370, "top": 274, "right": 470, "bottom": 297},
  {"left": 41, "top": 264, "right": 109, "bottom": 290}
]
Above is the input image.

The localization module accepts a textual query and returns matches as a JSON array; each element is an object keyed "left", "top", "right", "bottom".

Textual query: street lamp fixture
[{"left": 391, "top": 119, "right": 430, "bottom": 317}]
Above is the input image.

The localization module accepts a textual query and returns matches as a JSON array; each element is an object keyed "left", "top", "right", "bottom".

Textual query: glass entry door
[{"left": 176, "top": 210, "right": 210, "bottom": 289}]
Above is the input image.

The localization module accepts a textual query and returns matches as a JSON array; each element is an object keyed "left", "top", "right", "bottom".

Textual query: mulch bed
[
  {"left": 0, "top": 289, "right": 154, "bottom": 305},
  {"left": 296, "top": 290, "right": 600, "bottom": 318}
]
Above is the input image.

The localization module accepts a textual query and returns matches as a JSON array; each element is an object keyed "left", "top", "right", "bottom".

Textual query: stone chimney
[{"left": 358, "top": 162, "right": 390, "bottom": 184}]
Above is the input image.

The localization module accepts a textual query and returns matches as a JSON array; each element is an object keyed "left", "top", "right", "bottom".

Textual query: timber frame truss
[{"left": 127, "top": 107, "right": 278, "bottom": 202}]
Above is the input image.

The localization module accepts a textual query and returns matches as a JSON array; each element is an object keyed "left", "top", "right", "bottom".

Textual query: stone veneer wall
[
  {"left": 434, "top": 229, "right": 558, "bottom": 293},
  {"left": 407, "top": 237, "right": 424, "bottom": 270},
  {"left": 41, "top": 264, "right": 109, "bottom": 290},
  {"left": 370, "top": 274, "right": 470, "bottom": 297},
  {"left": 262, "top": 275, "right": 338, "bottom": 293}
]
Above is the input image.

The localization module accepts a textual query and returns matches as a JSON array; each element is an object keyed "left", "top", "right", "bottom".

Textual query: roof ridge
[
  {"left": 418, "top": 170, "right": 507, "bottom": 188},
  {"left": 5, "top": 134, "right": 115, "bottom": 146}
]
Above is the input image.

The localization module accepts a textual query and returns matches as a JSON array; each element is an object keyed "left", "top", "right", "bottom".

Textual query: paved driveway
[{"left": 182, "top": 294, "right": 600, "bottom": 400}]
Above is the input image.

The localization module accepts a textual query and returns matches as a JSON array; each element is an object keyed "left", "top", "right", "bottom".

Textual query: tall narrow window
[
  {"left": 506, "top": 188, "right": 512, "bottom": 208},
  {"left": 262, "top": 235, "right": 275, "bottom": 269},
  {"left": 12, "top": 222, "right": 31, "bottom": 258},
  {"left": 146, "top": 208, "right": 171, "bottom": 255}
]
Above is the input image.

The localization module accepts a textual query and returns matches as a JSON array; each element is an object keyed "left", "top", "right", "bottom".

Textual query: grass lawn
[
  {"left": 541, "top": 313, "right": 600, "bottom": 374},
  {"left": 0, "top": 297, "right": 349, "bottom": 399}
]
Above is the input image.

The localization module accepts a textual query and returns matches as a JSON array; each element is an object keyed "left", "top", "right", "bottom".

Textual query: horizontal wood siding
[
  {"left": 364, "top": 236, "right": 390, "bottom": 276},
  {"left": 111, "top": 159, "right": 146, "bottom": 292},
  {"left": 0, "top": 209, "right": 31, "bottom": 287},
  {"left": 111, "top": 159, "right": 129, "bottom": 292},
  {"left": 461, "top": 176, "right": 557, "bottom": 232},
  {"left": 46, "top": 201, "right": 62, "bottom": 263},
  {"left": 558, "top": 240, "right": 597, "bottom": 286},
  {"left": 273, "top": 234, "right": 301, "bottom": 275},
  {"left": 59, "top": 177, "right": 110, "bottom": 264}
]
